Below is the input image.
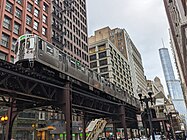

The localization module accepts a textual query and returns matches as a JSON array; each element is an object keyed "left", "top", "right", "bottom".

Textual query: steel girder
[{"left": 0, "top": 59, "right": 139, "bottom": 118}]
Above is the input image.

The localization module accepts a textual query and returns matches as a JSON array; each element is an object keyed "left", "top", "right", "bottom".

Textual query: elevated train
[{"left": 14, "top": 34, "right": 139, "bottom": 107}]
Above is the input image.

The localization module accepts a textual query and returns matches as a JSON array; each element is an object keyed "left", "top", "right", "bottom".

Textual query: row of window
[
  {"left": 51, "top": 31, "right": 89, "bottom": 63},
  {"left": 89, "top": 44, "right": 129, "bottom": 69},
  {"left": 6, "top": 0, "right": 48, "bottom": 16},
  {"left": 64, "top": 18, "right": 87, "bottom": 43},
  {"left": 92, "top": 72, "right": 132, "bottom": 94},
  {"left": 90, "top": 51, "right": 107, "bottom": 61},
  {"left": 64, "top": 29, "right": 87, "bottom": 52},
  {"left": 52, "top": 10, "right": 87, "bottom": 42},
  {"left": 89, "top": 44, "right": 107, "bottom": 54},
  {"left": 72, "top": 6, "right": 86, "bottom": 25},
  {"left": 91, "top": 67, "right": 132, "bottom": 93},
  {"left": 90, "top": 59, "right": 131, "bottom": 82},
  {"left": 63, "top": 50, "right": 88, "bottom": 67},
  {"left": 0, "top": 51, "right": 14, "bottom": 62},
  {"left": 90, "top": 59, "right": 108, "bottom": 68},
  {"left": 3, "top": 15, "right": 47, "bottom": 36},
  {"left": 1, "top": 33, "right": 17, "bottom": 52}
]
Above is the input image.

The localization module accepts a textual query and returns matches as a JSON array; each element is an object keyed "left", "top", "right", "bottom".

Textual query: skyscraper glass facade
[{"left": 159, "top": 48, "right": 187, "bottom": 123}]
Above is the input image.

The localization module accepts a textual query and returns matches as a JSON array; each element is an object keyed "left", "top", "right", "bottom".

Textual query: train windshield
[
  {"left": 14, "top": 34, "right": 35, "bottom": 61},
  {"left": 26, "top": 37, "right": 35, "bottom": 49},
  {"left": 16, "top": 34, "right": 35, "bottom": 51}
]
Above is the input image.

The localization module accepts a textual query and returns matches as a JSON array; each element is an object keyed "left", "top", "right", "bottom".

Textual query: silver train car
[{"left": 14, "top": 34, "right": 138, "bottom": 106}]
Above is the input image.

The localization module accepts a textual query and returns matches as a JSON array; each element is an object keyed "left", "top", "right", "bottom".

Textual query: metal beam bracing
[{"left": 0, "top": 59, "right": 139, "bottom": 118}]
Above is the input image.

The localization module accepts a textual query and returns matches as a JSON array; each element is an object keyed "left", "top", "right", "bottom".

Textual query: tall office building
[
  {"left": 0, "top": 0, "right": 51, "bottom": 62},
  {"left": 159, "top": 47, "right": 187, "bottom": 122},
  {"left": 89, "top": 27, "right": 147, "bottom": 97},
  {"left": 89, "top": 38, "right": 133, "bottom": 95},
  {"left": 124, "top": 30, "right": 147, "bottom": 98},
  {"left": 51, "top": 0, "right": 89, "bottom": 67}
]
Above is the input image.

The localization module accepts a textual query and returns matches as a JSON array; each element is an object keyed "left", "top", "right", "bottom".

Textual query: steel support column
[
  {"left": 120, "top": 105, "right": 128, "bottom": 140},
  {"left": 81, "top": 113, "right": 86, "bottom": 140},
  {"left": 62, "top": 82, "right": 72, "bottom": 140},
  {"left": 162, "top": 120, "right": 169, "bottom": 140},
  {"left": 5, "top": 100, "right": 18, "bottom": 140},
  {"left": 113, "top": 121, "right": 117, "bottom": 140}
]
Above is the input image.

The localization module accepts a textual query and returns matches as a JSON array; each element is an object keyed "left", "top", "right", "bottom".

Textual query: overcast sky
[{"left": 86, "top": 0, "right": 174, "bottom": 94}]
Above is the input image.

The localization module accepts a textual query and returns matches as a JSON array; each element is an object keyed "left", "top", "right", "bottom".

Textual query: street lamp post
[
  {"left": 137, "top": 87, "right": 155, "bottom": 140},
  {"left": 1, "top": 116, "right": 8, "bottom": 140}
]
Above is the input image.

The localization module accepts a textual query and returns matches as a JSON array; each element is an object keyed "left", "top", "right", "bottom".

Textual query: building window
[
  {"left": 15, "top": 8, "right": 22, "bottom": 19},
  {"left": 1, "top": 33, "right": 9, "bottom": 48},
  {"left": 26, "top": 15, "right": 32, "bottom": 25},
  {"left": 100, "top": 67, "right": 108, "bottom": 73},
  {"left": 0, "top": 52, "right": 7, "bottom": 61},
  {"left": 27, "top": 3, "right": 33, "bottom": 12},
  {"left": 42, "top": 15, "right": 47, "bottom": 23},
  {"left": 42, "top": 27, "right": 47, "bottom": 35},
  {"left": 35, "top": 0, "right": 39, "bottom": 5},
  {"left": 99, "top": 59, "right": 107, "bottom": 66},
  {"left": 11, "top": 38, "right": 17, "bottom": 52},
  {"left": 98, "top": 44, "right": 106, "bottom": 51},
  {"left": 89, "top": 47, "right": 95, "bottom": 54},
  {"left": 43, "top": 3, "right": 48, "bottom": 12},
  {"left": 33, "top": 21, "right": 39, "bottom": 30},
  {"left": 99, "top": 51, "right": 107, "bottom": 58},
  {"left": 13, "top": 22, "right": 20, "bottom": 34},
  {"left": 3, "top": 16, "right": 11, "bottom": 29},
  {"left": 90, "top": 54, "right": 96, "bottom": 61},
  {"left": 5, "top": 1, "right": 13, "bottom": 13},
  {"left": 90, "top": 61, "right": 97, "bottom": 68},
  {"left": 34, "top": 8, "right": 39, "bottom": 17},
  {"left": 16, "top": 0, "right": 22, "bottom": 5},
  {"left": 25, "top": 29, "right": 31, "bottom": 34}
]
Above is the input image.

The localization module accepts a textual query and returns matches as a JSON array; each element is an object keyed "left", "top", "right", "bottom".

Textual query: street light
[
  {"left": 1, "top": 116, "right": 8, "bottom": 140},
  {"left": 137, "top": 86, "right": 155, "bottom": 140}
]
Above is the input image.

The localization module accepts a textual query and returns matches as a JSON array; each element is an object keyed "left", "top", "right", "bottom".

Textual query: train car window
[
  {"left": 70, "top": 58, "right": 76, "bottom": 68},
  {"left": 26, "top": 37, "right": 34, "bottom": 49},
  {"left": 46, "top": 44, "right": 54, "bottom": 55},
  {"left": 20, "top": 39, "right": 26, "bottom": 48},
  {"left": 81, "top": 66, "right": 85, "bottom": 73},
  {"left": 59, "top": 53, "right": 62, "bottom": 61},
  {"left": 59, "top": 51, "right": 65, "bottom": 61},
  {"left": 63, "top": 53, "right": 66, "bottom": 62}
]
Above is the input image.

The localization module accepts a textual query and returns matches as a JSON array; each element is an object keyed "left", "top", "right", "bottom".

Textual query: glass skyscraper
[{"left": 159, "top": 48, "right": 187, "bottom": 123}]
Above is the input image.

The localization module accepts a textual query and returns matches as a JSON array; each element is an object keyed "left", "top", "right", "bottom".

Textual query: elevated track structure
[{"left": 0, "top": 59, "right": 140, "bottom": 140}]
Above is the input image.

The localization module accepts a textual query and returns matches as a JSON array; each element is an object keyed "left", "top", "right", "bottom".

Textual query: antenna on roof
[{"left": 161, "top": 38, "right": 166, "bottom": 48}]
